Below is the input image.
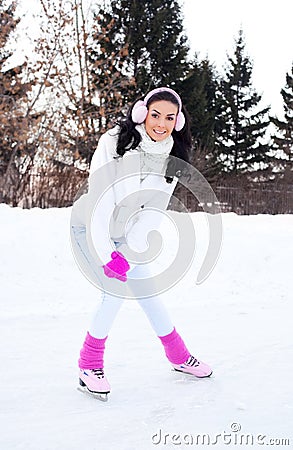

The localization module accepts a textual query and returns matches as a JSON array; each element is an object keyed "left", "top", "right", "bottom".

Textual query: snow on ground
[{"left": 0, "top": 203, "right": 292, "bottom": 449}]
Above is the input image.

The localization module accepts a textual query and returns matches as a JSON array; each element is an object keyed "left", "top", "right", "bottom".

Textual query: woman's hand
[{"left": 103, "top": 251, "right": 130, "bottom": 282}]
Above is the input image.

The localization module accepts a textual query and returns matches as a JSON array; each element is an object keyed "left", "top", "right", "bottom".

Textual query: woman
[{"left": 71, "top": 87, "right": 212, "bottom": 400}]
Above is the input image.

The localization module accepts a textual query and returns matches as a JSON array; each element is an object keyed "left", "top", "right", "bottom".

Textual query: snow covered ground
[{"left": 0, "top": 203, "right": 292, "bottom": 449}]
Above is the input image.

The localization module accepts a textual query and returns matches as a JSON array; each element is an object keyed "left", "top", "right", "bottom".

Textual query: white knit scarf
[{"left": 135, "top": 124, "right": 173, "bottom": 180}]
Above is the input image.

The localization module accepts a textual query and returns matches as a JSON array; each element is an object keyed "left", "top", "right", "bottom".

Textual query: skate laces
[
  {"left": 91, "top": 369, "right": 105, "bottom": 379},
  {"left": 185, "top": 355, "right": 200, "bottom": 367}
]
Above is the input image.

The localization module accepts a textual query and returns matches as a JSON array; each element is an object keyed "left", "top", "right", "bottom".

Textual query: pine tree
[
  {"left": 139, "top": 0, "right": 190, "bottom": 91},
  {"left": 270, "top": 63, "right": 293, "bottom": 183},
  {"left": 216, "top": 29, "right": 271, "bottom": 176},
  {"left": 89, "top": 0, "right": 190, "bottom": 108},
  {"left": 179, "top": 55, "right": 221, "bottom": 179}
]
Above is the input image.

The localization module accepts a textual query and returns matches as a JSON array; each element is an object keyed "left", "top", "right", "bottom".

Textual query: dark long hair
[{"left": 114, "top": 90, "right": 193, "bottom": 181}]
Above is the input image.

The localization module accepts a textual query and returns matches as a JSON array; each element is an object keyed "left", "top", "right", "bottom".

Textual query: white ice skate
[
  {"left": 78, "top": 368, "right": 111, "bottom": 402},
  {"left": 172, "top": 355, "right": 213, "bottom": 378}
]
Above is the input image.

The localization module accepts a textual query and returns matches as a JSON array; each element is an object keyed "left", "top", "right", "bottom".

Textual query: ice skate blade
[
  {"left": 77, "top": 385, "right": 109, "bottom": 402},
  {"left": 172, "top": 368, "right": 213, "bottom": 378}
]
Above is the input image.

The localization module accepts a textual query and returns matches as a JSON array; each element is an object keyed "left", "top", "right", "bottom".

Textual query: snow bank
[{"left": 0, "top": 204, "right": 292, "bottom": 449}]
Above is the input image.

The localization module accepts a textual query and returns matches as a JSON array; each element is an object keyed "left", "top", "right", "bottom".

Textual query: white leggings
[
  {"left": 89, "top": 264, "right": 174, "bottom": 339},
  {"left": 72, "top": 226, "right": 174, "bottom": 339}
]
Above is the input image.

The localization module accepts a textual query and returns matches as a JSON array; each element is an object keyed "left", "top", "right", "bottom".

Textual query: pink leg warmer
[
  {"left": 158, "top": 327, "right": 190, "bottom": 364},
  {"left": 78, "top": 332, "right": 107, "bottom": 369}
]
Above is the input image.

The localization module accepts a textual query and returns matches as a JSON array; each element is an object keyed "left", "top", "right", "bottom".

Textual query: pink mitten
[{"left": 103, "top": 251, "right": 130, "bottom": 282}]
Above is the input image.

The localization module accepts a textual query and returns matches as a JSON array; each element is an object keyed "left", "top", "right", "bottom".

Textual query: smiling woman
[
  {"left": 145, "top": 101, "right": 178, "bottom": 141},
  {"left": 71, "top": 87, "right": 213, "bottom": 401},
  {"left": 116, "top": 87, "right": 189, "bottom": 161}
]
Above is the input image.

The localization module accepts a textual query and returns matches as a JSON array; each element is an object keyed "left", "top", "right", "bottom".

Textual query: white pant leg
[
  {"left": 72, "top": 226, "right": 126, "bottom": 339},
  {"left": 128, "top": 264, "right": 174, "bottom": 336},
  {"left": 88, "top": 293, "right": 124, "bottom": 339}
]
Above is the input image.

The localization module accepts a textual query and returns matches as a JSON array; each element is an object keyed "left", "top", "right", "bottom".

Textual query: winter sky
[
  {"left": 183, "top": 0, "right": 293, "bottom": 117},
  {"left": 14, "top": 0, "right": 293, "bottom": 117}
]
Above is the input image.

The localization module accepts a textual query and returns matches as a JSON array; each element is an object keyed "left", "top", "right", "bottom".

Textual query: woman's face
[{"left": 144, "top": 100, "right": 178, "bottom": 141}]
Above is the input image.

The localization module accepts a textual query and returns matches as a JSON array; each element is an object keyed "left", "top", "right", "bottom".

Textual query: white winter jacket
[{"left": 71, "top": 124, "right": 178, "bottom": 265}]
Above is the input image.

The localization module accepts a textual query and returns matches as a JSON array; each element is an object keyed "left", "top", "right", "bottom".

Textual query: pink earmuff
[{"left": 131, "top": 87, "right": 185, "bottom": 131}]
